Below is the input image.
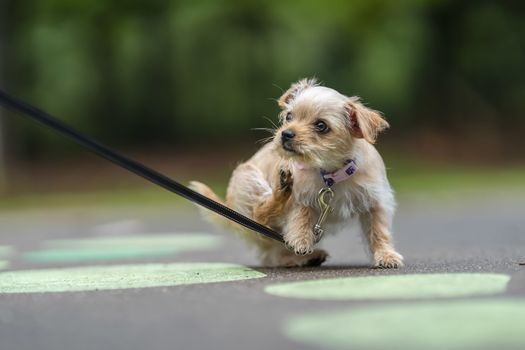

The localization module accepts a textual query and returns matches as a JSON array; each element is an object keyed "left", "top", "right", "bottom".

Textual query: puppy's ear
[
  {"left": 278, "top": 78, "right": 318, "bottom": 108},
  {"left": 346, "top": 98, "right": 389, "bottom": 144}
]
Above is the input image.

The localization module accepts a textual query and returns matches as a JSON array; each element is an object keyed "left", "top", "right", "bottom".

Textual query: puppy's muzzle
[{"left": 281, "top": 129, "right": 296, "bottom": 152}]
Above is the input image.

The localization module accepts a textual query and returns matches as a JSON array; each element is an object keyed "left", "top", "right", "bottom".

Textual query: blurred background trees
[{"left": 1, "top": 0, "right": 524, "bottom": 161}]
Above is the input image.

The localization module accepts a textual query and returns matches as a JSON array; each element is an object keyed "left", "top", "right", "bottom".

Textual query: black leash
[{"left": 0, "top": 89, "right": 284, "bottom": 243}]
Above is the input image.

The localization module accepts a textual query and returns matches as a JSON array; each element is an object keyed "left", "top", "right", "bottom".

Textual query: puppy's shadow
[{"left": 251, "top": 264, "right": 377, "bottom": 277}]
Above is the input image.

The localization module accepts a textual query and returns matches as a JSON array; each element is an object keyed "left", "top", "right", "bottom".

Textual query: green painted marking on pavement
[
  {"left": 0, "top": 260, "right": 9, "bottom": 270},
  {"left": 22, "top": 233, "right": 221, "bottom": 263},
  {"left": 0, "top": 262, "right": 265, "bottom": 294},
  {"left": 285, "top": 300, "right": 525, "bottom": 350},
  {"left": 265, "top": 273, "right": 510, "bottom": 300}
]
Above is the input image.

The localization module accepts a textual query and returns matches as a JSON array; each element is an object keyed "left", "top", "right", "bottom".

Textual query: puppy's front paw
[
  {"left": 374, "top": 250, "right": 404, "bottom": 268},
  {"left": 279, "top": 168, "right": 293, "bottom": 193},
  {"left": 284, "top": 234, "right": 315, "bottom": 256}
]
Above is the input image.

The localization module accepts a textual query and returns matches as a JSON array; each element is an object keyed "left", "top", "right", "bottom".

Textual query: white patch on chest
[{"left": 292, "top": 168, "right": 376, "bottom": 223}]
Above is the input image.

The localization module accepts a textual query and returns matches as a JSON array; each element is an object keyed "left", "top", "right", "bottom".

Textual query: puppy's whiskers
[
  {"left": 251, "top": 127, "right": 275, "bottom": 133},
  {"left": 251, "top": 125, "right": 276, "bottom": 145},
  {"left": 262, "top": 116, "right": 279, "bottom": 130},
  {"left": 255, "top": 135, "right": 275, "bottom": 145}
]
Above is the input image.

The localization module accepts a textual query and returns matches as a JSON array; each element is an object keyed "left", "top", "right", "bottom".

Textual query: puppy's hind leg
[
  {"left": 252, "top": 167, "right": 328, "bottom": 267},
  {"left": 223, "top": 163, "right": 284, "bottom": 252},
  {"left": 253, "top": 168, "right": 293, "bottom": 227}
]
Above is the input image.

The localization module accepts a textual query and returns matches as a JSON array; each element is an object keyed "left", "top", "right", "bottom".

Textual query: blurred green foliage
[{"left": 2, "top": 0, "right": 524, "bottom": 157}]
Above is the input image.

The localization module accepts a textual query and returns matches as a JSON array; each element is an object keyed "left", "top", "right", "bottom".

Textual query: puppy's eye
[
  {"left": 285, "top": 112, "right": 293, "bottom": 122},
  {"left": 314, "top": 120, "right": 329, "bottom": 133}
]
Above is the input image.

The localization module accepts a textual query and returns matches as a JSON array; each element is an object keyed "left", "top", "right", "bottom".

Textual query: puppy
[{"left": 190, "top": 78, "right": 403, "bottom": 268}]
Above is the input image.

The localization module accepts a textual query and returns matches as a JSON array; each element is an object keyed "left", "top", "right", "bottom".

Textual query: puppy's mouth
[{"left": 282, "top": 141, "right": 298, "bottom": 154}]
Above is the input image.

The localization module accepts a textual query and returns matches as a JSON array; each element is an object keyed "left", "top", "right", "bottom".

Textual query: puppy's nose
[{"left": 281, "top": 129, "right": 296, "bottom": 142}]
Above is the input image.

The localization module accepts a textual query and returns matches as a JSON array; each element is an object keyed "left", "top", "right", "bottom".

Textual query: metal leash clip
[{"left": 313, "top": 187, "right": 334, "bottom": 243}]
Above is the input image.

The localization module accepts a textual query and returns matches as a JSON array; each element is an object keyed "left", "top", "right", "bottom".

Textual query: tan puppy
[{"left": 190, "top": 78, "right": 403, "bottom": 268}]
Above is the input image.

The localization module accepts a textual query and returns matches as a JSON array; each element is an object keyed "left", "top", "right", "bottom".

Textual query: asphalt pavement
[{"left": 0, "top": 192, "right": 524, "bottom": 350}]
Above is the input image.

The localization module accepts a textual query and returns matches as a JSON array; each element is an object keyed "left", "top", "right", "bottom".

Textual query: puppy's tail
[{"left": 188, "top": 181, "right": 238, "bottom": 231}]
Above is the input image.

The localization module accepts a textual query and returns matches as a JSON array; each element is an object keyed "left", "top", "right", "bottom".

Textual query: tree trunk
[{"left": 0, "top": 0, "right": 8, "bottom": 193}]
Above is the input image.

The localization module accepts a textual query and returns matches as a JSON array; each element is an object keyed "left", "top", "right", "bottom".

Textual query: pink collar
[
  {"left": 294, "top": 159, "right": 357, "bottom": 187},
  {"left": 320, "top": 159, "right": 357, "bottom": 187}
]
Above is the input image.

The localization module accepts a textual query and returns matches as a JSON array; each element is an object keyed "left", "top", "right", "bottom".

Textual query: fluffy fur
[{"left": 190, "top": 78, "right": 404, "bottom": 268}]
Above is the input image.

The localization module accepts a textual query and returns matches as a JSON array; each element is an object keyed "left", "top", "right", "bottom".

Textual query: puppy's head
[{"left": 274, "top": 78, "right": 389, "bottom": 169}]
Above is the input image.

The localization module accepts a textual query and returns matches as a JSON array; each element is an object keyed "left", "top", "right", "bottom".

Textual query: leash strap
[{"left": 0, "top": 89, "right": 284, "bottom": 243}]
